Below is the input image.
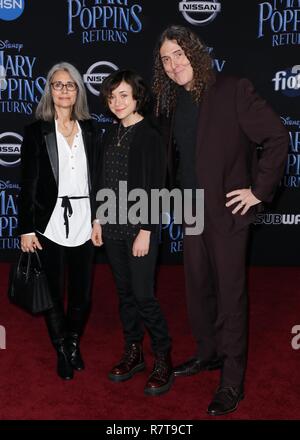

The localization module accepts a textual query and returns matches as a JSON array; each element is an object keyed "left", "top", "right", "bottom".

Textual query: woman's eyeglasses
[{"left": 51, "top": 81, "right": 77, "bottom": 92}]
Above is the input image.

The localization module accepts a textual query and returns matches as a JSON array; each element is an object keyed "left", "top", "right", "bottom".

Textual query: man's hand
[
  {"left": 21, "top": 234, "right": 42, "bottom": 252},
  {"left": 132, "top": 230, "right": 151, "bottom": 257},
  {"left": 91, "top": 222, "right": 103, "bottom": 247},
  {"left": 226, "top": 188, "right": 261, "bottom": 215}
]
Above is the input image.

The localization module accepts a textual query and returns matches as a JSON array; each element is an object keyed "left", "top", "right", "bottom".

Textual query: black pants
[
  {"left": 183, "top": 226, "right": 249, "bottom": 388},
  {"left": 37, "top": 233, "right": 94, "bottom": 344},
  {"left": 104, "top": 235, "right": 171, "bottom": 354}
]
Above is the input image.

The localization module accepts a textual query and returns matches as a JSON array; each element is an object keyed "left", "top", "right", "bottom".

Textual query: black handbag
[{"left": 8, "top": 251, "right": 53, "bottom": 314}]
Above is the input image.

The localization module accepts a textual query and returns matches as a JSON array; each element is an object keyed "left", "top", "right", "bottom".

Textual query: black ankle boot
[
  {"left": 66, "top": 332, "right": 85, "bottom": 371},
  {"left": 55, "top": 339, "right": 74, "bottom": 380}
]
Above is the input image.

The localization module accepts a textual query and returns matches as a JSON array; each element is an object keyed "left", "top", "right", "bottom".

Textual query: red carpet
[{"left": 0, "top": 263, "right": 299, "bottom": 420}]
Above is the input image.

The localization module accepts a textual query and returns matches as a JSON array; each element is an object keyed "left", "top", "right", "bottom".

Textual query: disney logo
[
  {"left": 0, "top": 180, "right": 20, "bottom": 190},
  {"left": 91, "top": 113, "right": 115, "bottom": 124},
  {"left": 281, "top": 116, "right": 300, "bottom": 128},
  {"left": 0, "top": 40, "right": 23, "bottom": 52}
]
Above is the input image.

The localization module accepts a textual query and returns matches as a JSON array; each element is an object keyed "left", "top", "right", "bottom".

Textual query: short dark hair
[{"left": 101, "top": 69, "right": 151, "bottom": 116}]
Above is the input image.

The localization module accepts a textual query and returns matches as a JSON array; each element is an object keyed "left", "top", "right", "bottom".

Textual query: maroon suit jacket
[{"left": 162, "top": 75, "right": 289, "bottom": 234}]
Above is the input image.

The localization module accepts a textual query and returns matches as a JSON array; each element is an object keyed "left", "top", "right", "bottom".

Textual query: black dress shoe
[
  {"left": 207, "top": 386, "right": 244, "bottom": 416},
  {"left": 174, "top": 357, "right": 222, "bottom": 377}
]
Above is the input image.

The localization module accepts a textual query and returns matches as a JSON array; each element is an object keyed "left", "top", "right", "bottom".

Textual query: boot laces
[
  {"left": 121, "top": 345, "right": 139, "bottom": 363},
  {"left": 150, "top": 359, "right": 168, "bottom": 380}
]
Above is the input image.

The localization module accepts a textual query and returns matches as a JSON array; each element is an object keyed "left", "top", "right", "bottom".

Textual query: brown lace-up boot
[
  {"left": 108, "top": 343, "right": 145, "bottom": 382},
  {"left": 144, "top": 351, "right": 174, "bottom": 396}
]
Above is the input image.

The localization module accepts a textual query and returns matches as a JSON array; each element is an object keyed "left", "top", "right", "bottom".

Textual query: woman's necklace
[
  {"left": 116, "top": 123, "right": 134, "bottom": 147},
  {"left": 59, "top": 120, "right": 76, "bottom": 138}
]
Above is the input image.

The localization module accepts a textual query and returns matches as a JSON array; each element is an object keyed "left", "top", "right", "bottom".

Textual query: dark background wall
[{"left": 0, "top": 0, "right": 298, "bottom": 264}]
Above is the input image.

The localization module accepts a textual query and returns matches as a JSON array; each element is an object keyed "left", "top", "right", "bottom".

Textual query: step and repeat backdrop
[{"left": 0, "top": 0, "right": 298, "bottom": 264}]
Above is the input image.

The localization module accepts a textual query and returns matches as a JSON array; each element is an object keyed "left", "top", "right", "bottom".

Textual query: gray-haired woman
[{"left": 18, "top": 62, "right": 100, "bottom": 380}]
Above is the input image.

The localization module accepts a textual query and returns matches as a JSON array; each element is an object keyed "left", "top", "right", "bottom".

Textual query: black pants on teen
[
  {"left": 104, "top": 235, "right": 171, "bottom": 354},
  {"left": 37, "top": 233, "right": 94, "bottom": 344}
]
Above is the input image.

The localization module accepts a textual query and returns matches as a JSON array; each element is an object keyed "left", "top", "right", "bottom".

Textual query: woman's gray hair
[{"left": 35, "top": 62, "right": 90, "bottom": 121}]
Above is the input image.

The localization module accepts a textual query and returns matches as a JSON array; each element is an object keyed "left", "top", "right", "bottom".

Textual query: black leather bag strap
[
  {"left": 16, "top": 252, "right": 31, "bottom": 282},
  {"left": 32, "top": 250, "right": 42, "bottom": 269},
  {"left": 16, "top": 251, "right": 43, "bottom": 281}
]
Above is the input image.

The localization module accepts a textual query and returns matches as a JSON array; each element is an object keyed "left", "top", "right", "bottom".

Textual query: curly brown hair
[{"left": 153, "top": 25, "right": 215, "bottom": 117}]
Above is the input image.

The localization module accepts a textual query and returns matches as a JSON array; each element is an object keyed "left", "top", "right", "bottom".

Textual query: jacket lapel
[{"left": 41, "top": 121, "right": 59, "bottom": 187}]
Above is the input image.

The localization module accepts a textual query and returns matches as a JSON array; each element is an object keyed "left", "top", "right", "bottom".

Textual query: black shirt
[
  {"left": 173, "top": 87, "right": 198, "bottom": 192},
  {"left": 102, "top": 122, "right": 141, "bottom": 240},
  {"left": 97, "top": 117, "right": 166, "bottom": 235}
]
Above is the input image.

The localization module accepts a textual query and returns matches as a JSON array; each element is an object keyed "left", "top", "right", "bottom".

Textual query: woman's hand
[
  {"left": 132, "top": 230, "right": 151, "bottom": 257},
  {"left": 21, "top": 234, "right": 42, "bottom": 253},
  {"left": 91, "top": 222, "right": 103, "bottom": 247}
]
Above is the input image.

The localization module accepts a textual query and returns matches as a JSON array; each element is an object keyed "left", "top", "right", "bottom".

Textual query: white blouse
[{"left": 42, "top": 121, "right": 92, "bottom": 247}]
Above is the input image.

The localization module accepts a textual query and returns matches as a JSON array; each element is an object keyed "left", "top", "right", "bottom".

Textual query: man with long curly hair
[{"left": 153, "top": 25, "right": 288, "bottom": 415}]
